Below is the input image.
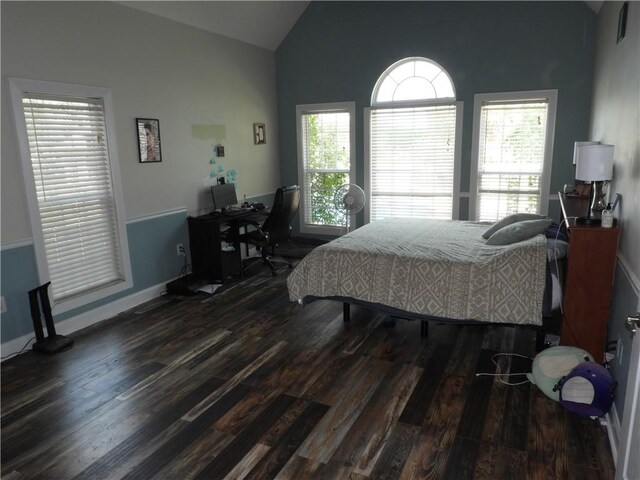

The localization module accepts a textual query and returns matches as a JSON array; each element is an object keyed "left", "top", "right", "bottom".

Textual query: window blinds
[
  {"left": 22, "top": 93, "right": 124, "bottom": 303},
  {"left": 476, "top": 100, "right": 548, "bottom": 222},
  {"left": 369, "top": 105, "right": 457, "bottom": 221},
  {"left": 300, "top": 110, "right": 351, "bottom": 227}
]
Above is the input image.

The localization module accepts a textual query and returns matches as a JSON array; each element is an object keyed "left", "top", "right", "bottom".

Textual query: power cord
[
  {"left": 1, "top": 336, "right": 36, "bottom": 360},
  {"left": 554, "top": 216, "right": 577, "bottom": 315},
  {"left": 475, "top": 353, "right": 533, "bottom": 386},
  {"left": 177, "top": 261, "right": 191, "bottom": 278}
]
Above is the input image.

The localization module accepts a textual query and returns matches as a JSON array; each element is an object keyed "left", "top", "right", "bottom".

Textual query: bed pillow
[
  {"left": 486, "top": 218, "right": 553, "bottom": 245},
  {"left": 482, "top": 213, "right": 546, "bottom": 239}
]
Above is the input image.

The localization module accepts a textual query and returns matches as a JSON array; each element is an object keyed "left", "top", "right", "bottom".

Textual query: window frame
[
  {"left": 365, "top": 56, "right": 461, "bottom": 224},
  {"left": 364, "top": 101, "right": 463, "bottom": 224},
  {"left": 469, "top": 89, "right": 558, "bottom": 221},
  {"left": 372, "top": 57, "right": 456, "bottom": 105},
  {"left": 9, "top": 77, "right": 132, "bottom": 314},
  {"left": 296, "top": 101, "right": 356, "bottom": 236}
]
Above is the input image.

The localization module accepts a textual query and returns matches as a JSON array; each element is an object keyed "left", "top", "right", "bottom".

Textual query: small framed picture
[
  {"left": 136, "top": 118, "right": 162, "bottom": 163},
  {"left": 254, "top": 122, "right": 266, "bottom": 145}
]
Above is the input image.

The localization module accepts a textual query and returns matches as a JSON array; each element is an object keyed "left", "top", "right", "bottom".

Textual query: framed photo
[
  {"left": 617, "top": 2, "right": 628, "bottom": 44},
  {"left": 254, "top": 122, "right": 266, "bottom": 145},
  {"left": 136, "top": 118, "right": 162, "bottom": 163}
]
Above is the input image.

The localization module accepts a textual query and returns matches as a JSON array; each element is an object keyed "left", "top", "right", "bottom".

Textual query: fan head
[{"left": 334, "top": 184, "right": 365, "bottom": 214}]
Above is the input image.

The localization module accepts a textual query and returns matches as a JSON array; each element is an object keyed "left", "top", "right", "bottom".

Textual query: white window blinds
[
  {"left": 297, "top": 104, "right": 353, "bottom": 233},
  {"left": 369, "top": 105, "right": 457, "bottom": 221},
  {"left": 22, "top": 93, "right": 125, "bottom": 303},
  {"left": 475, "top": 99, "right": 549, "bottom": 222}
]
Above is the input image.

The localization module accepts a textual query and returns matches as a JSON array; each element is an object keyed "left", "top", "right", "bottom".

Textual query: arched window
[
  {"left": 372, "top": 57, "right": 455, "bottom": 104},
  {"left": 366, "top": 57, "right": 460, "bottom": 222}
]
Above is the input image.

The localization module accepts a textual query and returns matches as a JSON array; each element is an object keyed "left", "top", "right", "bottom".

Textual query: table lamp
[{"left": 574, "top": 143, "right": 614, "bottom": 225}]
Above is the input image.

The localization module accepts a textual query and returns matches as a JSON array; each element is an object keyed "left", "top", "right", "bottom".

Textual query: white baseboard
[
  {"left": 605, "top": 401, "right": 621, "bottom": 467},
  {"left": 1, "top": 279, "right": 171, "bottom": 362}
]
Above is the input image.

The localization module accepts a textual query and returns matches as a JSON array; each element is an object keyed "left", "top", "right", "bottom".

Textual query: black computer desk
[{"left": 187, "top": 209, "right": 269, "bottom": 284}]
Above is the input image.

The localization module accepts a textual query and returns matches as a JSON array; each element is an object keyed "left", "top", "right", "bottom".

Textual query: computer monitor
[{"left": 211, "top": 182, "right": 238, "bottom": 210}]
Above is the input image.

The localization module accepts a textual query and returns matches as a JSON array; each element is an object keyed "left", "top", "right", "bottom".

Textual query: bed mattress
[{"left": 287, "top": 218, "right": 548, "bottom": 326}]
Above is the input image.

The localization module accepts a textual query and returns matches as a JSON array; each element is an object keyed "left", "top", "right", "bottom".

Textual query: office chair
[{"left": 239, "top": 185, "right": 300, "bottom": 276}]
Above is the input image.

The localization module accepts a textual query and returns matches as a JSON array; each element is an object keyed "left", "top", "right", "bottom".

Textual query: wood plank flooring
[{"left": 1, "top": 265, "right": 615, "bottom": 479}]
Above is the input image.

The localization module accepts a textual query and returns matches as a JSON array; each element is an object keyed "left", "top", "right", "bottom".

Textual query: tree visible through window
[{"left": 297, "top": 102, "right": 355, "bottom": 234}]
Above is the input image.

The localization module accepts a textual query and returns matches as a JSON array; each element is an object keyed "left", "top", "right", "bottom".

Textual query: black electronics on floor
[
  {"left": 28, "top": 282, "right": 74, "bottom": 355},
  {"left": 166, "top": 274, "right": 202, "bottom": 296}
]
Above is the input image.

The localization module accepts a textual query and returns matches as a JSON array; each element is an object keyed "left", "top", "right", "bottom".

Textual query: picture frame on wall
[
  {"left": 254, "top": 123, "right": 266, "bottom": 145},
  {"left": 136, "top": 118, "right": 162, "bottom": 163}
]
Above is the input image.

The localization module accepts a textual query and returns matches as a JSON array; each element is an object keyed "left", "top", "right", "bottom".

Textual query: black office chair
[{"left": 239, "top": 185, "right": 300, "bottom": 276}]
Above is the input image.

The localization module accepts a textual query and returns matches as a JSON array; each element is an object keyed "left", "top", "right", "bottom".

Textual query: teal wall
[
  {"left": 276, "top": 1, "right": 596, "bottom": 232},
  {"left": 0, "top": 211, "right": 189, "bottom": 344},
  {"left": 0, "top": 244, "right": 39, "bottom": 342}
]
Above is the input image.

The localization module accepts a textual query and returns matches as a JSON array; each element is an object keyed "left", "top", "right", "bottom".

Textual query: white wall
[
  {"left": 1, "top": 1, "right": 280, "bottom": 244},
  {"left": 590, "top": 1, "right": 640, "bottom": 278},
  {"left": 590, "top": 0, "right": 640, "bottom": 427}
]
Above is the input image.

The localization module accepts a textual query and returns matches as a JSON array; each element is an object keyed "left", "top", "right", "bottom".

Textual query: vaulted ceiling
[
  {"left": 119, "top": 1, "right": 602, "bottom": 52},
  {"left": 120, "top": 1, "right": 310, "bottom": 51}
]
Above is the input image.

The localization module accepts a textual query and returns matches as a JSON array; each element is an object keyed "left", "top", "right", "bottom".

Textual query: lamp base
[
  {"left": 576, "top": 216, "right": 601, "bottom": 226},
  {"left": 590, "top": 180, "right": 608, "bottom": 211}
]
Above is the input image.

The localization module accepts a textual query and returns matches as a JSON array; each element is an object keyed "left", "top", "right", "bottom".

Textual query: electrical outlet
[
  {"left": 176, "top": 243, "right": 185, "bottom": 256},
  {"left": 0, "top": 296, "right": 6, "bottom": 314}
]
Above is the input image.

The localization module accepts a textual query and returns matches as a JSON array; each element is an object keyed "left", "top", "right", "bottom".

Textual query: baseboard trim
[
  {"left": 605, "top": 401, "right": 621, "bottom": 467},
  {"left": 1, "top": 279, "right": 172, "bottom": 362}
]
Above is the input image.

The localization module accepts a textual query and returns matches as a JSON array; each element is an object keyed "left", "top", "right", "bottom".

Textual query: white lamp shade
[
  {"left": 575, "top": 144, "right": 614, "bottom": 181},
  {"left": 573, "top": 141, "right": 599, "bottom": 165}
]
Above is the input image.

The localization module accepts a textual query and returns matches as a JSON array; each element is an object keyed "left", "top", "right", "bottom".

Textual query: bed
[{"left": 287, "top": 217, "right": 565, "bottom": 336}]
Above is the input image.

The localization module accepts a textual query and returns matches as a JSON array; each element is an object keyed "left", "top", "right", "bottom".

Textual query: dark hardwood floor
[{"left": 1, "top": 262, "right": 614, "bottom": 479}]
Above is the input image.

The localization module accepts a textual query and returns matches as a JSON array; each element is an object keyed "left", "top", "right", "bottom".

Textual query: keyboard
[{"left": 222, "top": 208, "right": 249, "bottom": 217}]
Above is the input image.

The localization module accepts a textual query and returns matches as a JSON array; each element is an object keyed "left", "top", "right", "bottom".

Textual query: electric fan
[{"left": 333, "top": 184, "right": 365, "bottom": 234}]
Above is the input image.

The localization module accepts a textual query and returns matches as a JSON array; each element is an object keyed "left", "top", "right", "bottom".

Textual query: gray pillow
[
  {"left": 486, "top": 218, "right": 553, "bottom": 246},
  {"left": 482, "top": 213, "right": 547, "bottom": 239}
]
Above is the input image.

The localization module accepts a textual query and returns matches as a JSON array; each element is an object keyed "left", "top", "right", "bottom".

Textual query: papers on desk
[{"left": 197, "top": 283, "right": 223, "bottom": 294}]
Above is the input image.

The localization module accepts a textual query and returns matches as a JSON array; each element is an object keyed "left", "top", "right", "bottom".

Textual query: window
[
  {"left": 9, "top": 78, "right": 132, "bottom": 312},
  {"left": 470, "top": 90, "right": 558, "bottom": 222},
  {"left": 366, "top": 57, "right": 462, "bottom": 222},
  {"left": 296, "top": 102, "right": 355, "bottom": 235}
]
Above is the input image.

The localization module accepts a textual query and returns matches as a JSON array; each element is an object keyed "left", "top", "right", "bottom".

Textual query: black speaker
[
  {"left": 166, "top": 275, "right": 201, "bottom": 296},
  {"left": 29, "top": 282, "right": 74, "bottom": 355}
]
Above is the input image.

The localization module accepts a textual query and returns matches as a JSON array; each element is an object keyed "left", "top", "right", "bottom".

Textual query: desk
[
  {"left": 558, "top": 193, "right": 620, "bottom": 362},
  {"left": 188, "top": 209, "right": 268, "bottom": 284}
]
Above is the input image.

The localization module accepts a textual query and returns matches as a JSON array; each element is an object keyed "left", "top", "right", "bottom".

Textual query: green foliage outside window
[
  {"left": 304, "top": 113, "right": 350, "bottom": 227},
  {"left": 308, "top": 172, "right": 347, "bottom": 226}
]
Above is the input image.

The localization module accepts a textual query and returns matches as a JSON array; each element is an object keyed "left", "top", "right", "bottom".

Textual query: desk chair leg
[{"left": 263, "top": 257, "right": 277, "bottom": 276}]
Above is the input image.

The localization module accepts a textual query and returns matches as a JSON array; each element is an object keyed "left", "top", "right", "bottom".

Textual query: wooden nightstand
[{"left": 558, "top": 193, "right": 620, "bottom": 362}]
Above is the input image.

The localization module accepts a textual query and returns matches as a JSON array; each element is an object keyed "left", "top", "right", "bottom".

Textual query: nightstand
[{"left": 558, "top": 193, "right": 620, "bottom": 362}]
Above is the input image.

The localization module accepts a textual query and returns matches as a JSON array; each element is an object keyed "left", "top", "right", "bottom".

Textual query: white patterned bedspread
[{"left": 287, "top": 218, "right": 548, "bottom": 326}]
